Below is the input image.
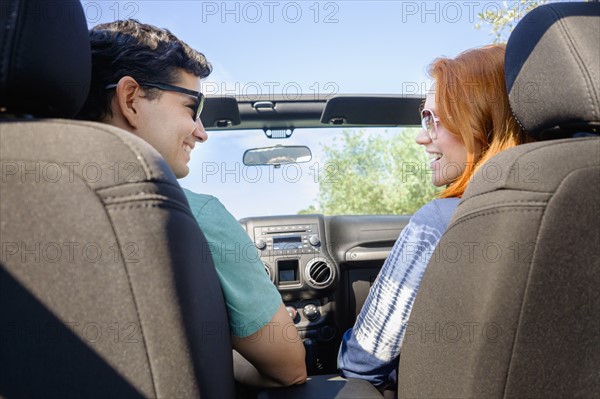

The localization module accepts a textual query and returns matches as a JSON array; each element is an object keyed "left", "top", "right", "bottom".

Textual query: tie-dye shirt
[{"left": 338, "top": 198, "right": 459, "bottom": 388}]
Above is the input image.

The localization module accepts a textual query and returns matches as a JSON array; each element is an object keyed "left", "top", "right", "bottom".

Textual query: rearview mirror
[{"left": 243, "top": 145, "right": 312, "bottom": 166}]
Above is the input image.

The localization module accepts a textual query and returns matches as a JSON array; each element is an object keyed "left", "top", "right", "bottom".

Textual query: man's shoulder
[
  {"left": 181, "top": 188, "right": 244, "bottom": 238},
  {"left": 182, "top": 187, "right": 216, "bottom": 205},
  {"left": 181, "top": 188, "right": 221, "bottom": 214}
]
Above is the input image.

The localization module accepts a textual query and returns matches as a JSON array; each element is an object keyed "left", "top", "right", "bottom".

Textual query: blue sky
[
  {"left": 85, "top": 1, "right": 510, "bottom": 93},
  {"left": 83, "top": 1, "right": 536, "bottom": 218}
]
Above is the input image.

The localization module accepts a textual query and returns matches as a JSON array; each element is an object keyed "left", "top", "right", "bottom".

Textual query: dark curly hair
[{"left": 77, "top": 19, "right": 212, "bottom": 121}]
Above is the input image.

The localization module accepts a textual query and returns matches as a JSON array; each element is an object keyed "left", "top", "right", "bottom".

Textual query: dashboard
[{"left": 239, "top": 214, "right": 410, "bottom": 373}]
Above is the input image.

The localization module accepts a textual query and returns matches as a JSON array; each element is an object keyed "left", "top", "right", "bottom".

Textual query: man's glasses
[
  {"left": 105, "top": 81, "right": 205, "bottom": 121},
  {"left": 420, "top": 108, "right": 439, "bottom": 141}
]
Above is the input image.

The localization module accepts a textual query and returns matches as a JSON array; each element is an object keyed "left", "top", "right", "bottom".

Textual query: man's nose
[{"left": 195, "top": 118, "right": 208, "bottom": 143}]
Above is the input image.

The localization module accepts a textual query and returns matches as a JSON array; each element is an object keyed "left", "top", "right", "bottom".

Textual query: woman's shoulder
[{"left": 411, "top": 197, "right": 461, "bottom": 231}]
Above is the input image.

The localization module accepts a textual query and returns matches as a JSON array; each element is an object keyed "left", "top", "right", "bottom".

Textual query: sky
[
  {"left": 84, "top": 1, "right": 513, "bottom": 92},
  {"left": 82, "top": 1, "right": 538, "bottom": 218}
]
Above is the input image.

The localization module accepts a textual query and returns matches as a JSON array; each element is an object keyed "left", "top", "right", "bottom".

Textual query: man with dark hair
[{"left": 77, "top": 19, "right": 306, "bottom": 387}]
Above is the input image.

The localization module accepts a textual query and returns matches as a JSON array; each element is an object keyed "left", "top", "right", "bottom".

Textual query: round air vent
[
  {"left": 305, "top": 258, "right": 335, "bottom": 288},
  {"left": 263, "top": 261, "right": 274, "bottom": 283}
]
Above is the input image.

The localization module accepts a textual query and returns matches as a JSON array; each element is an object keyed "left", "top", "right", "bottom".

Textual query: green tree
[
  {"left": 299, "top": 129, "right": 439, "bottom": 215},
  {"left": 475, "top": 0, "right": 549, "bottom": 43}
]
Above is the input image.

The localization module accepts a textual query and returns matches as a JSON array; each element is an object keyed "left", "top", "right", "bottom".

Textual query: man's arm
[
  {"left": 182, "top": 190, "right": 307, "bottom": 386},
  {"left": 232, "top": 303, "right": 307, "bottom": 386}
]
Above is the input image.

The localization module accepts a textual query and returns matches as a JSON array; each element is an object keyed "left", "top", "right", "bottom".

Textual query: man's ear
[{"left": 114, "top": 76, "right": 143, "bottom": 129}]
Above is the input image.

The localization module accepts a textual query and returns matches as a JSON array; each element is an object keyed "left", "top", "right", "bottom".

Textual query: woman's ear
[{"left": 114, "top": 76, "right": 143, "bottom": 129}]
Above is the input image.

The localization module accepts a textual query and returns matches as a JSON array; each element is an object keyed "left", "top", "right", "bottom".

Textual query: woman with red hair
[{"left": 338, "top": 44, "right": 530, "bottom": 393}]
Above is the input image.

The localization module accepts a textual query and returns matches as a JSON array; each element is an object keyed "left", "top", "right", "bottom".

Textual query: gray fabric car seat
[
  {"left": 398, "top": 2, "right": 599, "bottom": 398},
  {"left": 0, "top": 0, "right": 234, "bottom": 397}
]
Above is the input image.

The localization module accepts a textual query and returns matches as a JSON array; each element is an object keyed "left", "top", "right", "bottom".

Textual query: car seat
[
  {"left": 0, "top": 0, "right": 234, "bottom": 397},
  {"left": 397, "top": 2, "right": 599, "bottom": 397}
]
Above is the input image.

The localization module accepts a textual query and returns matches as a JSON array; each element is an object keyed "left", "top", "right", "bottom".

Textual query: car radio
[
  {"left": 243, "top": 220, "right": 335, "bottom": 293},
  {"left": 253, "top": 224, "right": 321, "bottom": 256},
  {"left": 240, "top": 216, "right": 339, "bottom": 374}
]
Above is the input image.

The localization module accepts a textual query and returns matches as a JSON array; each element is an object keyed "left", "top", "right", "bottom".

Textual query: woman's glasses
[{"left": 420, "top": 108, "right": 439, "bottom": 140}]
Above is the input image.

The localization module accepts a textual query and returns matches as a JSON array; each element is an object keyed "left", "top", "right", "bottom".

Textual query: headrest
[
  {"left": 505, "top": 2, "right": 600, "bottom": 139},
  {"left": 0, "top": 0, "right": 91, "bottom": 118}
]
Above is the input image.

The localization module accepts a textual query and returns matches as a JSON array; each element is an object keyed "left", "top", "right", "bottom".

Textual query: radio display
[{"left": 273, "top": 235, "right": 302, "bottom": 250}]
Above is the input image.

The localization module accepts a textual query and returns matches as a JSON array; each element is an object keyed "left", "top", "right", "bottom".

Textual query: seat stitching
[
  {"left": 105, "top": 201, "right": 197, "bottom": 398},
  {"left": 462, "top": 189, "right": 552, "bottom": 202},
  {"left": 453, "top": 200, "right": 549, "bottom": 220},
  {"left": 102, "top": 193, "right": 177, "bottom": 204},
  {"left": 461, "top": 199, "right": 548, "bottom": 207},
  {"left": 106, "top": 201, "right": 193, "bottom": 214},
  {"left": 501, "top": 159, "right": 592, "bottom": 397},
  {"left": 2, "top": 166, "right": 160, "bottom": 396},
  {"left": 41, "top": 120, "right": 156, "bottom": 179},
  {"left": 462, "top": 145, "right": 599, "bottom": 202},
  {"left": 102, "top": 191, "right": 163, "bottom": 200},
  {"left": 0, "top": 156, "right": 184, "bottom": 195},
  {"left": 444, "top": 206, "right": 544, "bottom": 399},
  {"left": 104, "top": 209, "right": 158, "bottom": 397},
  {"left": 447, "top": 207, "right": 545, "bottom": 232},
  {"left": 446, "top": 164, "right": 598, "bottom": 397},
  {"left": 550, "top": 4, "right": 599, "bottom": 119},
  {"left": 0, "top": 0, "right": 18, "bottom": 85}
]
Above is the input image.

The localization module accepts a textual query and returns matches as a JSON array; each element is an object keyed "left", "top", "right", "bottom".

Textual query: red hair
[{"left": 428, "top": 44, "right": 529, "bottom": 198}]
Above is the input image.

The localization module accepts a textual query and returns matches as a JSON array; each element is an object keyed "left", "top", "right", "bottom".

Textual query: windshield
[
  {"left": 84, "top": 0, "right": 515, "bottom": 219},
  {"left": 180, "top": 127, "right": 439, "bottom": 218}
]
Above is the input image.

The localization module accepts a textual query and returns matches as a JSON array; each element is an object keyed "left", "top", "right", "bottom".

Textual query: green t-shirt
[{"left": 183, "top": 188, "right": 282, "bottom": 337}]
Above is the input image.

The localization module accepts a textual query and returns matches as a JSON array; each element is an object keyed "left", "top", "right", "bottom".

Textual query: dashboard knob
[
  {"left": 303, "top": 303, "right": 320, "bottom": 321},
  {"left": 308, "top": 235, "right": 320, "bottom": 246},
  {"left": 255, "top": 239, "right": 267, "bottom": 250},
  {"left": 286, "top": 306, "right": 298, "bottom": 321}
]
